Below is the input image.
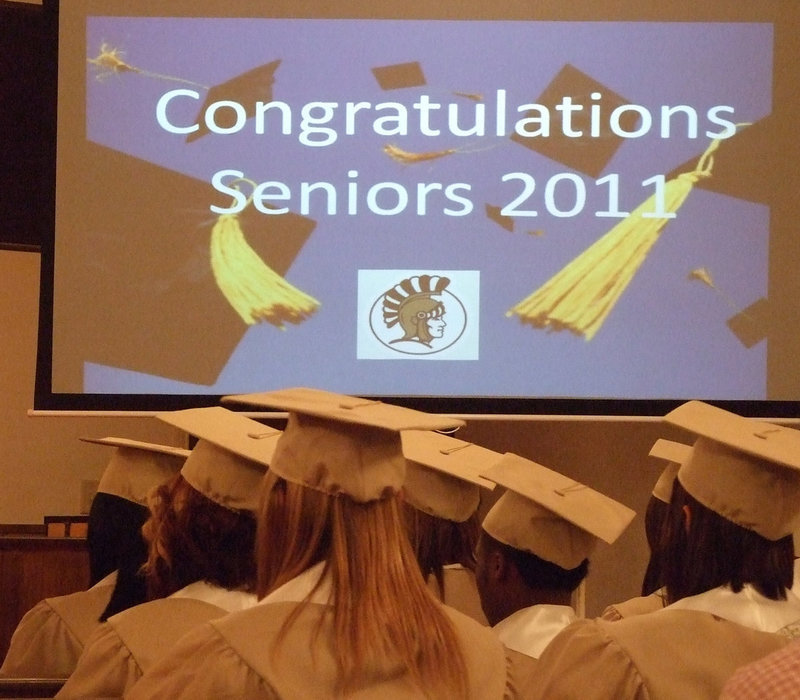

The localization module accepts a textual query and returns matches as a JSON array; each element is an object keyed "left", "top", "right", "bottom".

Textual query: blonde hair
[{"left": 257, "top": 472, "right": 469, "bottom": 697}]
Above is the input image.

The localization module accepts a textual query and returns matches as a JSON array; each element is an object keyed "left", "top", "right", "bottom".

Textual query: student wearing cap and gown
[
  {"left": 130, "top": 388, "right": 517, "bottom": 699},
  {"left": 401, "top": 429, "right": 503, "bottom": 625},
  {"left": 600, "top": 439, "right": 689, "bottom": 622},
  {"left": 56, "top": 407, "right": 279, "bottom": 699},
  {"left": 0, "top": 438, "right": 187, "bottom": 680},
  {"left": 529, "top": 401, "right": 800, "bottom": 700},
  {"left": 473, "top": 452, "right": 634, "bottom": 685}
]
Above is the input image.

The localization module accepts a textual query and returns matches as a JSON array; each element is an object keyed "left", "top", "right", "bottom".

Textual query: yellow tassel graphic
[
  {"left": 210, "top": 212, "right": 319, "bottom": 329},
  {"left": 506, "top": 136, "right": 727, "bottom": 341},
  {"left": 87, "top": 43, "right": 207, "bottom": 87},
  {"left": 383, "top": 143, "right": 459, "bottom": 164}
]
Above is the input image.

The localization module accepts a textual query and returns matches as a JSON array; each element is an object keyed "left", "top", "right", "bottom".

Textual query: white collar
[
  {"left": 169, "top": 580, "right": 258, "bottom": 612},
  {"left": 91, "top": 570, "right": 118, "bottom": 590},
  {"left": 258, "top": 561, "right": 332, "bottom": 606},
  {"left": 666, "top": 584, "right": 800, "bottom": 632},
  {"left": 493, "top": 604, "right": 576, "bottom": 658}
]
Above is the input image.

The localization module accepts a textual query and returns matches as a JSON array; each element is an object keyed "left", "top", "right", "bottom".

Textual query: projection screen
[{"left": 34, "top": 0, "right": 800, "bottom": 416}]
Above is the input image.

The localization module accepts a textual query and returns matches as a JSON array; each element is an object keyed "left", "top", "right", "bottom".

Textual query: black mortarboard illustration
[
  {"left": 727, "top": 297, "right": 772, "bottom": 349},
  {"left": 670, "top": 119, "right": 789, "bottom": 352},
  {"left": 485, "top": 203, "right": 514, "bottom": 232},
  {"left": 511, "top": 63, "right": 637, "bottom": 178},
  {"left": 372, "top": 61, "right": 427, "bottom": 90},
  {"left": 53, "top": 141, "right": 315, "bottom": 391},
  {"left": 665, "top": 118, "right": 773, "bottom": 205},
  {"left": 186, "top": 59, "right": 281, "bottom": 143}
]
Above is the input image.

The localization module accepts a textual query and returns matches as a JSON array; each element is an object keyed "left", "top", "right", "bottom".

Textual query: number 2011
[{"left": 499, "top": 172, "right": 676, "bottom": 219}]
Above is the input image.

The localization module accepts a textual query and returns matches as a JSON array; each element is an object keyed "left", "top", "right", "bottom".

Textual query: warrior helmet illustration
[{"left": 382, "top": 275, "right": 450, "bottom": 347}]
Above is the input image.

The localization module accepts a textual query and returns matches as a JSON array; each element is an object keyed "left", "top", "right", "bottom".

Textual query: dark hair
[
  {"left": 640, "top": 495, "right": 671, "bottom": 596},
  {"left": 662, "top": 479, "right": 794, "bottom": 605},
  {"left": 482, "top": 531, "right": 588, "bottom": 593},
  {"left": 402, "top": 505, "right": 479, "bottom": 599},
  {"left": 142, "top": 474, "right": 257, "bottom": 600},
  {"left": 87, "top": 492, "right": 149, "bottom": 585},
  {"left": 87, "top": 492, "right": 151, "bottom": 620}
]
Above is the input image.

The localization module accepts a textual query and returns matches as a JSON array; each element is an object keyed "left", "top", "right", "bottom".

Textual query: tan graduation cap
[
  {"left": 664, "top": 400, "right": 800, "bottom": 541},
  {"left": 480, "top": 453, "right": 636, "bottom": 570},
  {"left": 223, "top": 388, "right": 466, "bottom": 503},
  {"left": 156, "top": 406, "right": 282, "bottom": 512},
  {"left": 401, "top": 430, "right": 499, "bottom": 523},
  {"left": 649, "top": 438, "right": 691, "bottom": 504},
  {"left": 80, "top": 437, "right": 190, "bottom": 507}
]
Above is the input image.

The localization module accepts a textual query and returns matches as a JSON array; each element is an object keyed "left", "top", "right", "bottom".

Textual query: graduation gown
[
  {"left": 130, "top": 563, "right": 516, "bottom": 699},
  {"left": 600, "top": 589, "right": 667, "bottom": 621},
  {"left": 55, "top": 583, "right": 256, "bottom": 699},
  {"left": 530, "top": 585, "right": 800, "bottom": 700},
  {"left": 0, "top": 573, "right": 116, "bottom": 679}
]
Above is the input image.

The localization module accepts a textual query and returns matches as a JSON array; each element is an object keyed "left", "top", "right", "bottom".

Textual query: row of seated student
[{"left": 1, "top": 388, "right": 799, "bottom": 698}]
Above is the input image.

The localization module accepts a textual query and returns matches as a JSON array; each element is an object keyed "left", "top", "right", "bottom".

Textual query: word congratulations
[{"left": 156, "top": 88, "right": 737, "bottom": 146}]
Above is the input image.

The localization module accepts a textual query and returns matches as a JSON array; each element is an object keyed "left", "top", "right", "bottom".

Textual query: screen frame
[{"left": 33, "top": 0, "right": 800, "bottom": 419}]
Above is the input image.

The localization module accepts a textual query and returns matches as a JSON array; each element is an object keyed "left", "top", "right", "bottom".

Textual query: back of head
[
  {"left": 640, "top": 439, "right": 689, "bottom": 596},
  {"left": 477, "top": 453, "right": 634, "bottom": 625},
  {"left": 661, "top": 401, "right": 800, "bottom": 603},
  {"left": 82, "top": 436, "right": 190, "bottom": 617},
  {"left": 143, "top": 406, "right": 282, "bottom": 599},
  {"left": 402, "top": 504, "right": 480, "bottom": 597},
  {"left": 83, "top": 436, "right": 190, "bottom": 585},
  {"left": 142, "top": 472, "right": 258, "bottom": 600},
  {"left": 400, "top": 430, "right": 500, "bottom": 595},
  {"left": 640, "top": 495, "right": 671, "bottom": 596},
  {"left": 87, "top": 492, "right": 149, "bottom": 586},
  {"left": 87, "top": 492, "right": 151, "bottom": 619},
  {"left": 483, "top": 530, "right": 589, "bottom": 593},
  {"left": 259, "top": 470, "right": 471, "bottom": 698},
  {"left": 228, "top": 388, "right": 472, "bottom": 698},
  {"left": 662, "top": 479, "right": 794, "bottom": 603}
]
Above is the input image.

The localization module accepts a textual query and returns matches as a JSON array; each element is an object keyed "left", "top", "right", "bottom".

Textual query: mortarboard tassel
[
  {"left": 383, "top": 143, "right": 459, "bottom": 164},
  {"left": 506, "top": 136, "right": 727, "bottom": 340},
  {"left": 210, "top": 204, "right": 320, "bottom": 329}
]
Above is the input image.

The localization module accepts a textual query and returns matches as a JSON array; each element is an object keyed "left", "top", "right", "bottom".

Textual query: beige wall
[{"left": 0, "top": 250, "right": 184, "bottom": 521}]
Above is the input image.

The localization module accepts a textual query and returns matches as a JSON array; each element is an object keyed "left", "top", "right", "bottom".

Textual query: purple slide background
[{"left": 77, "top": 18, "right": 771, "bottom": 399}]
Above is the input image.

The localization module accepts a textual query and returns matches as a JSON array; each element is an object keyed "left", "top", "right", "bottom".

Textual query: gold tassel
[
  {"left": 506, "top": 138, "right": 724, "bottom": 341},
  {"left": 210, "top": 212, "right": 319, "bottom": 329},
  {"left": 383, "top": 143, "right": 459, "bottom": 164},
  {"left": 87, "top": 43, "right": 207, "bottom": 87}
]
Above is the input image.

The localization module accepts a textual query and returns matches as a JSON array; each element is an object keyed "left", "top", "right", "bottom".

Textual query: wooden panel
[
  {"left": 0, "top": 678, "right": 65, "bottom": 698},
  {"left": 0, "top": 537, "right": 89, "bottom": 663}
]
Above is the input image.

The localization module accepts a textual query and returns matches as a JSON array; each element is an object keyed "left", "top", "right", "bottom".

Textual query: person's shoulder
[
  {"left": 44, "top": 585, "right": 106, "bottom": 612},
  {"left": 568, "top": 608, "right": 791, "bottom": 663},
  {"left": 109, "top": 596, "right": 227, "bottom": 628},
  {"left": 600, "top": 591, "right": 666, "bottom": 621}
]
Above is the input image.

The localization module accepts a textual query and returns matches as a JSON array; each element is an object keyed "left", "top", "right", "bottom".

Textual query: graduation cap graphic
[
  {"left": 665, "top": 118, "right": 773, "bottom": 205},
  {"left": 670, "top": 119, "right": 779, "bottom": 349},
  {"left": 371, "top": 61, "right": 427, "bottom": 90},
  {"left": 53, "top": 141, "right": 315, "bottom": 391},
  {"left": 726, "top": 298, "right": 773, "bottom": 349},
  {"left": 485, "top": 203, "right": 515, "bottom": 232},
  {"left": 511, "top": 63, "right": 637, "bottom": 178},
  {"left": 186, "top": 60, "right": 282, "bottom": 143}
]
